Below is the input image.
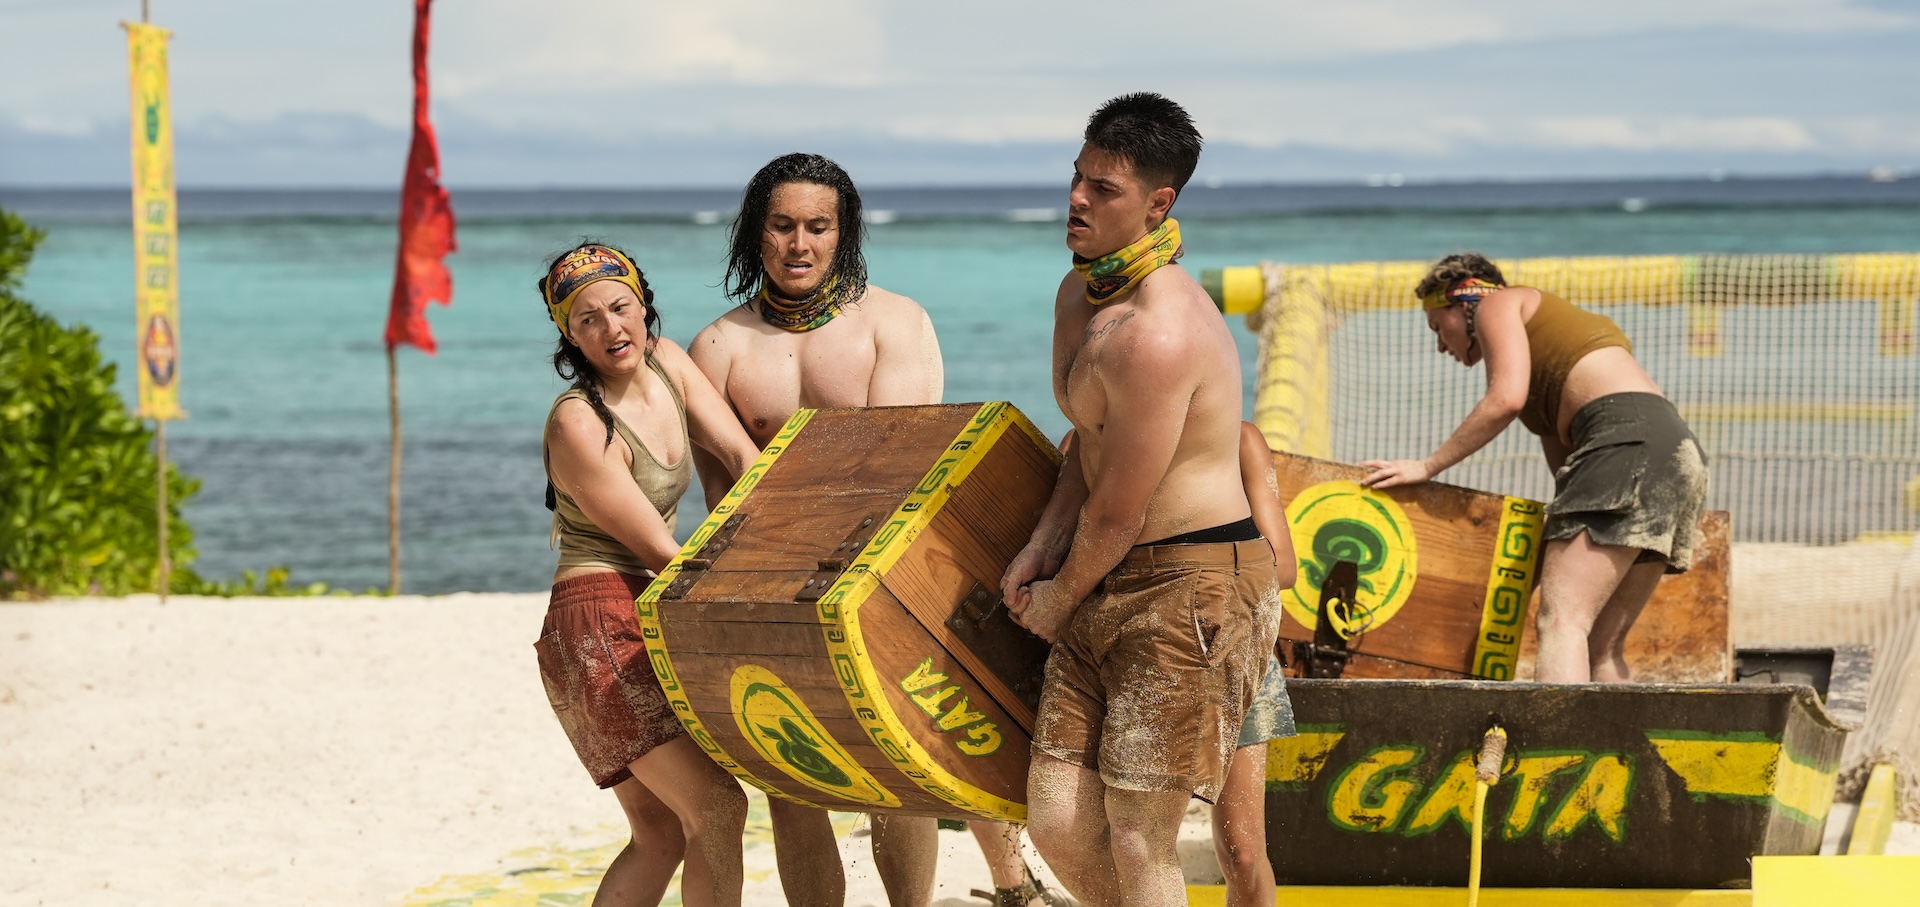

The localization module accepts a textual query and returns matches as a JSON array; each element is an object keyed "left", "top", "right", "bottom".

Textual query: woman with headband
[
  {"left": 1359, "top": 253, "right": 1708, "bottom": 683},
  {"left": 534, "top": 241, "right": 761, "bottom": 906}
]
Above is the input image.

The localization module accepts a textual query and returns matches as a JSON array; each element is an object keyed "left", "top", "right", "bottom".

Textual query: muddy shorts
[
  {"left": 1237, "top": 654, "right": 1296, "bottom": 748},
  {"left": 535, "top": 572, "right": 685, "bottom": 788},
  {"left": 1546, "top": 392, "right": 1709, "bottom": 574},
  {"left": 1032, "top": 538, "right": 1281, "bottom": 803}
]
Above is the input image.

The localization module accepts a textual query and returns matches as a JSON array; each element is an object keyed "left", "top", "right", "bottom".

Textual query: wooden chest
[
  {"left": 635, "top": 403, "right": 1060, "bottom": 821},
  {"left": 1270, "top": 451, "right": 1730, "bottom": 682}
]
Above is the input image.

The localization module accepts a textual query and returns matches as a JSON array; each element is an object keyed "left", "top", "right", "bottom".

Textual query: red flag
[{"left": 385, "top": 0, "right": 455, "bottom": 354}]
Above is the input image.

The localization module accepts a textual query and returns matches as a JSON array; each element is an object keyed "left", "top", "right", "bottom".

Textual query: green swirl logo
[
  {"left": 731, "top": 664, "right": 901, "bottom": 807},
  {"left": 758, "top": 717, "right": 851, "bottom": 788},
  {"left": 1282, "top": 481, "right": 1418, "bottom": 638}
]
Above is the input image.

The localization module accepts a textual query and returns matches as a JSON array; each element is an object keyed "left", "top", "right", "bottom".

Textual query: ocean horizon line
[
  {"left": 6, "top": 172, "right": 1918, "bottom": 227},
  {"left": 2, "top": 167, "right": 1912, "bottom": 194}
]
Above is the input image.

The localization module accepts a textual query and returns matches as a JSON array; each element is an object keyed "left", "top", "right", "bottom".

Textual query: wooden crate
[
  {"left": 635, "top": 403, "right": 1060, "bottom": 821},
  {"left": 1270, "top": 451, "right": 1731, "bottom": 682}
]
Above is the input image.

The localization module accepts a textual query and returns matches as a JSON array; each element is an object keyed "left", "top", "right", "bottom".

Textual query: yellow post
[
  {"left": 1847, "top": 763, "right": 1898, "bottom": 856},
  {"left": 1250, "top": 263, "right": 1333, "bottom": 459},
  {"left": 1202, "top": 266, "right": 1267, "bottom": 315}
]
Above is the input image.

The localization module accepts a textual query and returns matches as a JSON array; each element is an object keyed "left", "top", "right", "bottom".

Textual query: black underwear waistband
[{"left": 1137, "top": 516, "right": 1261, "bottom": 548}]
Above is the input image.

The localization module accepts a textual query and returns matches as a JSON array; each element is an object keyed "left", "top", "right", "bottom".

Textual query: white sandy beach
[
  {"left": 0, "top": 593, "right": 1084, "bottom": 907},
  {"left": 3, "top": 591, "right": 1912, "bottom": 907}
]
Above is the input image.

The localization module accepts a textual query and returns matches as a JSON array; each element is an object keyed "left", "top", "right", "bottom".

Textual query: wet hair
[
  {"left": 539, "top": 240, "right": 661, "bottom": 450},
  {"left": 1414, "top": 253, "right": 1508, "bottom": 301},
  {"left": 723, "top": 153, "right": 869, "bottom": 306},
  {"left": 1083, "top": 93, "right": 1204, "bottom": 199}
]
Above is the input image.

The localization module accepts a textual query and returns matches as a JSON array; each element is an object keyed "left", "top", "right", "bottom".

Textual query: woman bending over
[{"left": 1361, "top": 253, "right": 1707, "bottom": 683}]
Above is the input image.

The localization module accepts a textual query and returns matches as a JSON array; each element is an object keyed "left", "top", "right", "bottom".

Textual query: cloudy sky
[{"left": 2, "top": 0, "right": 1915, "bottom": 186}]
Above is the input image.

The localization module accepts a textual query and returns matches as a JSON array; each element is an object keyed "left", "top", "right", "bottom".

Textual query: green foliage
[
  {"left": 0, "top": 207, "right": 198, "bottom": 598},
  {"left": 170, "top": 565, "right": 341, "bottom": 598}
]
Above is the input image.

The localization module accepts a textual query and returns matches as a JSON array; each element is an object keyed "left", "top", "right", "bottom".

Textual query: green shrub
[
  {"left": 0, "top": 207, "right": 198, "bottom": 598},
  {"left": 171, "top": 565, "right": 340, "bottom": 598}
]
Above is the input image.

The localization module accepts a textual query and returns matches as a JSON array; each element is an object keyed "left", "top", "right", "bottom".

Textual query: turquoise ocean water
[{"left": 6, "top": 178, "right": 1919, "bottom": 593}]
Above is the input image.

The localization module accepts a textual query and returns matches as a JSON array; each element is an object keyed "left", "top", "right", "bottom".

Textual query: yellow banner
[{"left": 125, "top": 22, "right": 183, "bottom": 421}]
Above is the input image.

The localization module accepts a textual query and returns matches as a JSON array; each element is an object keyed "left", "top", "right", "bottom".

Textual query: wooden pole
[
  {"left": 156, "top": 420, "right": 169, "bottom": 601},
  {"left": 388, "top": 344, "right": 402, "bottom": 595}
]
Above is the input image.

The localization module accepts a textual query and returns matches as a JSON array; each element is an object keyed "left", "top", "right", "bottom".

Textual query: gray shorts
[
  {"left": 1545, "top": 393, "right": 1709, "bottom": 574},
  {"left": 1236, "top": 654, "right": 1296, "bottom": 747}
]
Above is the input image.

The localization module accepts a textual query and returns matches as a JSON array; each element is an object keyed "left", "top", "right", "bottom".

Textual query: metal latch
[
  {"left": 659, "top": 512, "right": 748, "bottom": 600},
  {"left": 796, "top": 515, "right": 880, "bottom": 603},
  {"left": 1293, "top": 559, "right": 1358, "bottom": 679},
  {"left": 944, "top": 581, "right": 1050, "bottom": 715}
]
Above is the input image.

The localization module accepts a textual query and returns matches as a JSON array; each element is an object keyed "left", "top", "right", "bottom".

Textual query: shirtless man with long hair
[{"left": 689, "top": 152, "right": 948, "bottom": 907}]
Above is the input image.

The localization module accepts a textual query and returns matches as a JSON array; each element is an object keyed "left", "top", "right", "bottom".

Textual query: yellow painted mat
[{"left": 395, "top": 791, "right": 857, "bottom": 907}]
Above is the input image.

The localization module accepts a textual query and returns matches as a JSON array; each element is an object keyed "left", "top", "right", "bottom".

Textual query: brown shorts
[
  {"left": 1546, "top": 393, "right": 1709, "bottom": 574},
  {"left": 1032, "top": 538, "right": 1280, "bottom": 803},
  {"left": 535, "top": 572, "right": 685, "bottom": 788}
]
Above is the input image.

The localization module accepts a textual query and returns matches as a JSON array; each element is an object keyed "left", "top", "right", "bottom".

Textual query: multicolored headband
[
  {"left": 541, "top": 245, "right": 645, "bottom": 341},
  {"left": 1422, "top": 276, "right": 1505, "bottom": 310}
]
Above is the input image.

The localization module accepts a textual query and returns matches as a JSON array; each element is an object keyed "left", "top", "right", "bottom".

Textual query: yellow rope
[{"left": 1468, "top": 725, "right": 1508, "bottom": 907}]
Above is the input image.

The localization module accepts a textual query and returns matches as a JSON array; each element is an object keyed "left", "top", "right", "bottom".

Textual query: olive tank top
[
  {"left": 1518, "top": 291, "right": 1633, "bottom": 438},
  {"left": 543, "top": 355, "right": 692, "bottom": 576}
]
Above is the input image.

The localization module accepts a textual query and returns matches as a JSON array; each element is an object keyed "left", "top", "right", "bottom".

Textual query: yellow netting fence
[{"left": 1246, "top": 253, "right": 1920, "bottom": 544}]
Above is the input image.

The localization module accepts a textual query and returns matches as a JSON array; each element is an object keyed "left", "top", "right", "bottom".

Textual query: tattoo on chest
[
  {"left": 1082, "top": 311, "right": 1135, "bottom": 349},
  {"left": 1059, "top": 310, "right": 1136, "bottom": 392}
]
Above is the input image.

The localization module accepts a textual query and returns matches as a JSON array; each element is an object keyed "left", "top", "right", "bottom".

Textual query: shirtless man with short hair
[
  {"left": 1001, "top": 93, "right": 1282, "bottom": 907},
  {"left": 689, "top": 152, "right": 942, "bottom": 907}
]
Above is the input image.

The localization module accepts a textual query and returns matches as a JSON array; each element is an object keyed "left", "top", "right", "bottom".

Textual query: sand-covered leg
[
  {"left": 1026, "top": 755, "right": 1119, "bottom": 907},
  {"left": 767, "top": 797, "right": 845, "bottom": 907},
  {"left": 1103, "top": 787, "right": 1191, "bottom": 907},
  {"left": 629, "top": 737, "right": 748, "bottom": 907},
  {"left": 1589, "top": 558, "right": 1666, "bottom": 681},
  {"left": 1212, "top": 743, "right": 1275, "bottom": 907},
  {"left": 871, "top": 812, "right": 937, "bottom": 907},
  {"left": 1536, "top": 532, "right": 1640, "bottom": 682},
  {"left": 594, "top": 778, "right": 686, "bottom": 907},
  {"left": 969, "top": 820, "right": 1029, "bottom": 891}
]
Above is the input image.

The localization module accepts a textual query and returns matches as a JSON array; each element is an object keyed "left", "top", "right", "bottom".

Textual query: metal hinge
[
  {"left": 796, "top": 515, "right": 880, "bottom": 603},
  {"left": 659, "top": 512, "right": 749, "bottom": 600}
]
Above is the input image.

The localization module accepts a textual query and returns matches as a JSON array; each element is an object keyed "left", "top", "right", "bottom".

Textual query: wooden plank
[
  {"left": 761, "top": 405, "right": 973, "bottom": 498},
  {"left": 1329, "top": 652, "right": 1472, "bottom": 680},
  {"left": 700, "top": 494, "right": 906, "bottom": 575},
  {"left": 659, "top": 620, "right": 833, "bottom": 659}
]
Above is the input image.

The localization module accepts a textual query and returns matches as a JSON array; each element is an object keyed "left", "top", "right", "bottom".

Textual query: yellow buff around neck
[
  {"left": 542, "top": 245, "right": 645, "bottom": 341},
  {"left": 1073, "top": 217, "right": 1183, "bottom": 304},
  {"left": 754, "top": 273, "right": 851, "bottom": 333}
]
